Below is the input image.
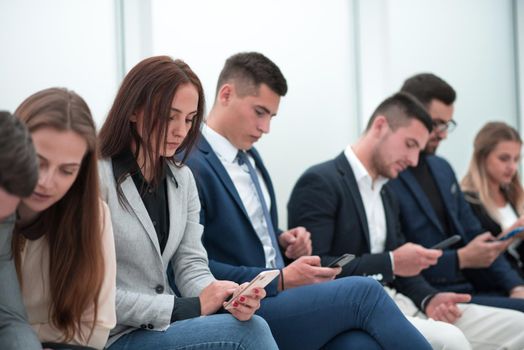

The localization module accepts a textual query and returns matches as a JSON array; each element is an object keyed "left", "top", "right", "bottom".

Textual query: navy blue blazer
[
  {"left": 387, "top": 154, "right": 524, "bottom": 293},
  {"left": 287, "top": 152, "right": 437, "bottom": 308},
  {"left": 186, "top": 135, "right": 283, "bottom": 295}
]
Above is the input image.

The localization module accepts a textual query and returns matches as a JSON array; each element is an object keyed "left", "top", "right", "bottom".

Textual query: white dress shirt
[
  {"left": 202, "top": 124, "right": 278, "bottom": 268},
  {"left": 498, "top": 203, "right": 522, "bottom": 261},
  {"left": 344, "top": 145, "right": 395, "bottom": 266}
]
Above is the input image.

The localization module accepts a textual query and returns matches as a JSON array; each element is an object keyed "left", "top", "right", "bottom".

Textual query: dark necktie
[{"left": 237, "top": 151, "right": 284, "bottom": 268}]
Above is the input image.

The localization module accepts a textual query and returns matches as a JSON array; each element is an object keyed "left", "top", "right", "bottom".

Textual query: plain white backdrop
[{"left": 1, "top": 0, "right": 523, "bottom": 227}]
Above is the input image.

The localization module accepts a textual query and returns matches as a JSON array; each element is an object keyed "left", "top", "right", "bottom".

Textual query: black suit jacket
[{"left": 288, "top": 152, "right": 437, "bottom": 308}]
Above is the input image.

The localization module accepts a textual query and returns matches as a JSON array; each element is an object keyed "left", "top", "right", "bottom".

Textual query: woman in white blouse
[
  {"left": 462, "top": 121, "right": 524, "bottom": 278},
  {"left": 12, "top": 87, "right": 117, "bottom": 349}
]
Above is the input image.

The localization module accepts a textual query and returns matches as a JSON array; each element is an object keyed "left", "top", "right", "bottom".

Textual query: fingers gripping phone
[
  {"left": 430, "top": 235, "right": 462, "bottom": 249},
  {"left": 326, "top": 253, "right": 355, "bottom": 268},
  {"left": 224, "top": 270, "right": 280, "bottom": 310},
  {"left": 498, "top": 226, "right": 524, "bottom": 241}
]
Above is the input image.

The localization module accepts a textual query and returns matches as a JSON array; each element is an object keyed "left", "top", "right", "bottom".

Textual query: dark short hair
[
  {"left": 215, "top": 52, "right": 287, "bottom": 97},
  {"left": 365, "top": 92, "right": 433, "bottom": 133},
  {"left": 0, "top": 111, "right": 38, "bottom": 196},
  {"left": 400, "top": 73, "right": 456, "bottom": 106}
]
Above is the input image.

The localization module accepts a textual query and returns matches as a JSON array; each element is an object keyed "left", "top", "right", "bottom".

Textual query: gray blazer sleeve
[
  {"left": 170, "top": 167, "right": 215, "bottom": 297},
  {"left": 0, "top": 222, "right": 41, "bottom": 350}
]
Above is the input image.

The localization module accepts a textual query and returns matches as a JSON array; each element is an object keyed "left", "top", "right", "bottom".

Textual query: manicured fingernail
[
  {"left": 239, "top": 296, "right": 245, "bottom": 302},
  {"left": 233, "top": 301, "right": 239, "bottom": 307}
]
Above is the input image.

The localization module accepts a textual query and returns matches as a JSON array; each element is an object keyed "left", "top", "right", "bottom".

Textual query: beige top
[{"left": 19, "top": 202, "right": 116, "bottom": 349}]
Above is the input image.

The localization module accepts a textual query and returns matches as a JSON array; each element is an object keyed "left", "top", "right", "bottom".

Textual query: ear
[
  {"left": 130, "top": 108, "right": 142, "bottom": 123},
  {"left": 371, "top": 115, "right": 389, "bottom": 136},
  {"left": 217, "top": 84, "right": 234, "bottom": 105}
]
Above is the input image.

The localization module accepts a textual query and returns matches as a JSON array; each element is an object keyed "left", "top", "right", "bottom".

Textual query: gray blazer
[
  {"left": 0, "top": 217, "right": 42, "bottom": 350},
  {"left": 99, "top": 159, "right": 215, "bottom": 346}
]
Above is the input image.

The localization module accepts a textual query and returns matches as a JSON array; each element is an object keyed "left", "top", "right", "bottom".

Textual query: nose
[
  {"left": 408, "top": 150, "right": 420, "bottom": 167},
  {"left": 170, "top": 118, "right": 188, "bottom": 140},
  {"left": 257, "top": 116, "right": 271, "bottom": 134},
  {"left": 38, "top": 167, "right": 54, "bottom": 189},
  {"left": 436, "top": 128, "right": 448, "bottom": 140}
]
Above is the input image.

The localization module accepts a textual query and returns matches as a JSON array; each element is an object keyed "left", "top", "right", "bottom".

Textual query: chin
[{"left": 22, "top": 198, "right": 54, "bottom": 214}]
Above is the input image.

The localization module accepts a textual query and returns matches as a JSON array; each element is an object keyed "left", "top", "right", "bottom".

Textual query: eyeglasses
[{"left": 432, "top": 119, "right": 457, "bottom": 133}]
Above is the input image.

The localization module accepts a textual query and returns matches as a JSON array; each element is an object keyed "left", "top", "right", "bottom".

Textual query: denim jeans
[
  {"left": 107, "top": 314, "right": 277, "bottom": 350},
  {"left": 256, "top": 276, "right": 432, "bottom": 350}
]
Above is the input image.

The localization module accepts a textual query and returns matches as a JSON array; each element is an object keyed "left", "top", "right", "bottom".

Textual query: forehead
[
  {"left": 31, "top": 127, "right": 87, "bottom": 164},
  {"left": 237, "top": 84, "right": 281, "bottom": 115},
  {"left": 493, "top": 140, "right": 522, "bottom": 154},
  {"left": 391, "top": 119, "right": 429, "bottom": 144},
  {"left": 427, "top": 99, "right": 454, "bottom": 122}
]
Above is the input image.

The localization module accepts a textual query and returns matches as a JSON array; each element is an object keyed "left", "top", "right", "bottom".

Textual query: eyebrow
[
  {"left": 255, "top": 105, "right": 276, "bottom": 116},
  {"left": 170, "top": 107, "right": 198, "bottom": 115},
  {"left": 37, "top": 154, "right": 81, "bottom": 167},
  {"left": 407, "top": 138, "right": 420, "bottom": 148}
]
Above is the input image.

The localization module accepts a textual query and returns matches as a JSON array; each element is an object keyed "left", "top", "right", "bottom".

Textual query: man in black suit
[{"left": 288, "top": 92, "right": 524, "bottom": 350}]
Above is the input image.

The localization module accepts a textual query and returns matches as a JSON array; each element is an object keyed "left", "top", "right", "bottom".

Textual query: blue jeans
[
  {"left": 257, "top": 276, "right": 432, "bottom": 350},
  {"left": 107, "top": 314, "right": 277, "bottom": 350}
]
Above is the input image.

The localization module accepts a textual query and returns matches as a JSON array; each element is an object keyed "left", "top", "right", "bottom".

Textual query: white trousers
[{"left": 384, "top": 287, "right": 524, "bottom": 350}]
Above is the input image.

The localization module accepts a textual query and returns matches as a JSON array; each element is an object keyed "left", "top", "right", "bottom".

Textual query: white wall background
[
  {"left": 0, "top": 0, "right": 119, "bottom": 127},
  {"left": 1, "top": 0, "right": 522, "bottom": 228}
]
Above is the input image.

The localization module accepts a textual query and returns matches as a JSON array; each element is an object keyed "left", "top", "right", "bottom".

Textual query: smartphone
[
  {"left": 498, "top": 226, "right": 524, "bottom": 241},
  {"left": 224, "top": 270, "right": 280, "bottom": 310},
  {"left": 430, "top": 235, "right": 462, "bottom": 249},
  {"left": 326, "top": 253, "right": 355, "bottom": 268}
]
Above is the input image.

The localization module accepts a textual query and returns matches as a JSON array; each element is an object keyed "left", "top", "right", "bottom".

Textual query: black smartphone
[
  {"left": 326, "top": 253, "right": 355, "bottom": 268},
  {"left": 430, "top": 235, "right": 461, "bottom": 249}
]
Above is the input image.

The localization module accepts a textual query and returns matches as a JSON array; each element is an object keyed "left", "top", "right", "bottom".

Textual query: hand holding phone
[
  {"left": 223, "top": 270, "right": 280, "bottom": 310},
  {"left": 498, "top": 226, "right": 524, "bottom": 241},
  {"left": 326, "top": 253, "right": 355, "bottom": 268},
  {"left": 430, "top": 235, "right": 462, "bottom": 249}
]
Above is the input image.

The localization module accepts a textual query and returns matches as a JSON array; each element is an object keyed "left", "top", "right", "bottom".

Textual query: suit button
[
  {"left": 155, "top": 285, "right": 164, "bottom": 294},
  {"left": 147, "top": 324, "right": 154, "bottom": 329},
  {"left": 140, "top": 324, "right": 147, "bottom": 329}
]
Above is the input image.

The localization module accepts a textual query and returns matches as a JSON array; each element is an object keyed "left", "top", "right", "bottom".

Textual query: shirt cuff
[
  {"left": 389, "top": 251, "right": 395, "bottom": 278},
  {"left": 171, "top": 297, "right": 201, "bottom": 322},
  {"left": 421, "top": 293, "right": 437, "bottom": 312}
]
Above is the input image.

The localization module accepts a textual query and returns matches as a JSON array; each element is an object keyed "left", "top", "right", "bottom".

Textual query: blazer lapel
[
  {"left": 163, "top": 165, "right": 182, "bottom": 267},
  {"left": 335, "top": 153, "right": 371, "bottom": 249},
  {"left": 120, "top": 175, "right": 162, "bottom": 255},
  {"left": 398, "top": 169, "right": 444, "bottom": 232},
  {"left": 198, "top": 137, "right": 250, "bottom": 219},
  {"left": 426, "top": 157, "right": 462, "bottom": 233},
  {"left": 381, "top": 189, "right": 398, "bottom": 249}
]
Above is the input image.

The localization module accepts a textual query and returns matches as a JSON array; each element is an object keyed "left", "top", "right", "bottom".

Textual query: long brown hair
[
  {"left": 13, "top": 87, "right": 104, "bottom": 343},
  {"left": 461, "top": 121, "right": 524, "bottom": 223},
  {"left": 99, "top": 56, "right": 205, "bottom": 200}
]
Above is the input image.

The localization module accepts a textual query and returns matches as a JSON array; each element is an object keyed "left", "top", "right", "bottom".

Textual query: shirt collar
[
  {"left": 344, "top": 144, "right": 388, "bottom": 191},
  {"left": 112, "top": 147, "right": 174, "bottom": 184},
  {"left": 202, "top": 123, "right": 240, "bottom": 163}
]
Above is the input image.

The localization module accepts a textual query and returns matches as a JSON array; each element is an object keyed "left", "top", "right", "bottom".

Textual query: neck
[
  {"left": 488, "top": 179, "right": 507, "bottom": 207},
  {"left": 17, "top": 203, "right": 40, "bottom": 226},
  {"left": 352, "top": 138, "right": 378, "bottom": 180},
  {"left": 132, "top": 141, "right": 155, "bottom": 182},
  {"left": 206, "top": 109, "right": 227, "bottom": 138}
]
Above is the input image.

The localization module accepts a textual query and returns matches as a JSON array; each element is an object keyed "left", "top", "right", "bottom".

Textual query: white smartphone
[{"left": 224, "top": 270, "right": 280, "bottom": 310}]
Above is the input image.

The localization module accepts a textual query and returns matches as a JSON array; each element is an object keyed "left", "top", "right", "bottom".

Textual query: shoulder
[{"left": 427, "top": 154, "right": 453, "bottom": 170}]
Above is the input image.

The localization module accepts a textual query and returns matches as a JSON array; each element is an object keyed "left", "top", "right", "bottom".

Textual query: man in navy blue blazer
[
  {"left": 287, "top": 93, "right": 524, "bottom": 349},
  {"left": 388, "top": 73, "right": 524, "bottom": 312},
  {"left": 186, "top": 52, "right": 432, "bottom": 350}
]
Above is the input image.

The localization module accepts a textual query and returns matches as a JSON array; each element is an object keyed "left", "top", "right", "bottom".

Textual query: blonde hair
[{"left": 461, "top": 121, "right": 524, "bottom": 224}]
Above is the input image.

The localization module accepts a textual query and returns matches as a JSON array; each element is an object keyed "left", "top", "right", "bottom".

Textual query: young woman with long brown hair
[
  {"left": 462, "top": 121, "right": 524, "bottom": 278},
  {"left": 98, "top": 55, "right": 276, "bottom": 350},
  {"left": 12, "top": 88, "right": 116, "bottom": 349}
]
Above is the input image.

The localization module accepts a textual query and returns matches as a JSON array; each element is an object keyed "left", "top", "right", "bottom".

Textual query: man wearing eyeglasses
[{"left": 388, "top": 73, "right": 524, "bottom": 314}]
